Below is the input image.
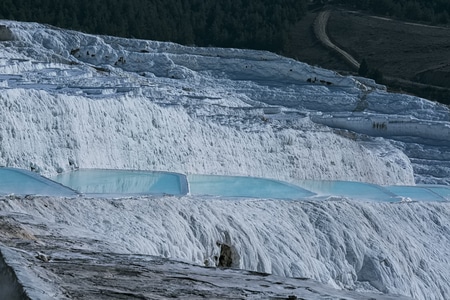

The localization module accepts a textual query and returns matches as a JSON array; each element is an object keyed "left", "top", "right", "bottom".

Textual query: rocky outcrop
[
  {"left": 0, "top": 251, "right": 30, "bottom": 300},
  {"left": 215, "top": 241, "right": 240, "bottom": 268},
  {"left": 217, "top": 242, "right": 233, "bottom": 267},
  {"left": 0, "top": 25, "right": 14, "bottom": 41}
]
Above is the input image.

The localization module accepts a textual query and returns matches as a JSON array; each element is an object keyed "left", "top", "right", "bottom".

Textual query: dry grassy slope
[
  {"left": 286, "top": 9, "right": 450, "bottom": 104},
  {"left": 286, "top": 10, "right": 354, "bottom": 73},
  {"left": 327, "top": 10, "right": 450, "bottom": 84}
]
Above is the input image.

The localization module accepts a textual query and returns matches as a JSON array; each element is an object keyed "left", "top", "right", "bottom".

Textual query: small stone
[{"left": 36, "top": 252, "right": 50, "bottom": 262}]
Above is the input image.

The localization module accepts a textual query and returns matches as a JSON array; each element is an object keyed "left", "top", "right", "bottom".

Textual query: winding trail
[{"left": 314, "top": 10, "right": 360, "bottom": 70}]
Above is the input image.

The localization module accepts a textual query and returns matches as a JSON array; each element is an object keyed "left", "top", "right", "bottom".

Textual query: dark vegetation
[
  {"left": 0, "top": 0, "right": 449, "bottom": 104},
  {"left": 1, "top": 0, "right": 449, "bottom": 53},
  {"left": 358, "top": 59, "right": 383, "bottom": 84},
  {"left": 0, "top": 0, "right": 307, "bottom": 53}
]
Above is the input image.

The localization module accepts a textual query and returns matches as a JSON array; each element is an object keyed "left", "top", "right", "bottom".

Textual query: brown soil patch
[{"left": 0, "top": 217, "right": 36, "bottom": 241}]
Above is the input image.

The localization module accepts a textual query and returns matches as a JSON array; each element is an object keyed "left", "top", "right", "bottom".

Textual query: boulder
[{"left": 0, "top": 25, "right": 14, "bottom": 41}]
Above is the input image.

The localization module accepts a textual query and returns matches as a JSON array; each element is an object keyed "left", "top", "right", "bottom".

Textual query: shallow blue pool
[
  {"left": 385, "top": 185, "right": 449, "bottom": 202},
  {"left": 188, "top": 174, "right": 316, "bottom": 200},
  {"left": 422, "top": 186, "right": 450, "bottom": 201},
  {"left": 297, "top": 180, "right": 399, "bottom": 202},
  {"left": 0, "top": 168, "right": 78, "bottom": 196},
  {"left": 2, "top": 167, "right": 450, "bottom": 201},
  {"left": 52, "top": 169, "right": 188, "bottom": 196}
]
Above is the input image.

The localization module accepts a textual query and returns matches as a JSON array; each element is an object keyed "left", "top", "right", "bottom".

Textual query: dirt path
[{"left": 314, "top": 10, "right": 360, "bottom": 70}]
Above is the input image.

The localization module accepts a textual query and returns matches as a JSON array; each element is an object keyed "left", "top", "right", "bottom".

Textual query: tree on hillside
[
  {"left": 358, "top": 58, "right": 369, "bottom": 76},
  {"left": 358, "top": 58, "right": 383, "bottom": 83},
  {"left": 0, "top": 0, "right": 308, "bottom": 54},
  {"left": 369, "top": 68, "right": 383, "bottom": 83}
]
